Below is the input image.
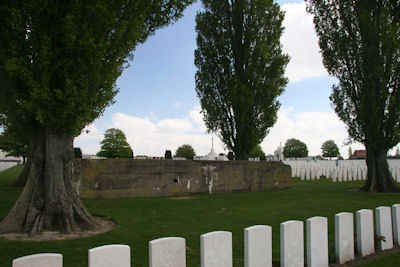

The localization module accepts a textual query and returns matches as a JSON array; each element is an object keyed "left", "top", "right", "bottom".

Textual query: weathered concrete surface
[{"left": 74, "top": 159, "right": 291, "bottom": 198}]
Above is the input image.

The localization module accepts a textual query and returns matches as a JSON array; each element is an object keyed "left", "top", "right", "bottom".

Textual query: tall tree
[
  {"left": 97, "top": 128, "right": 133, "bottom": 158},
  {"left": 306, "top": 0, "right": 400, "bottom": 192},
  {"left": 0, "top": 0, "right": 193, "bottom": 234},
  {"left": 175, "top": 144, "right": 196, "bottom": 160},
  {"left": 321, "top": 140, "right": 340, "bottom": 158},
  {"left": 195, "top": 0, "right": 289, "bottom": 160},
  {"left": 283, "top": 138, "right": 308, "bottom": 158}
]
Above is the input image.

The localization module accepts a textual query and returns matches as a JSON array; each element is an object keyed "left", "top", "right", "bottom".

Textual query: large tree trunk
[
  {"left": 0, "top": 131, "right": 96, "bottom": 235},
  {"left": 362, "top": 146, "right": 398, "bottom": 192}
]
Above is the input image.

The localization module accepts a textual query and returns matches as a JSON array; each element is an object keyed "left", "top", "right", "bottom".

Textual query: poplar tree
[
  {"left": 307, "top": 0, "right": 400, "bottom": 192},
  {"left": 195, "top": 0, "right": 289, "bottom": 160}
]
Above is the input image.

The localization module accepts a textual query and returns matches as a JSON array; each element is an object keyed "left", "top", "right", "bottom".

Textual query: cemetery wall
[{"left": 73, "top": 159, "right": 291, "bottom": 198}]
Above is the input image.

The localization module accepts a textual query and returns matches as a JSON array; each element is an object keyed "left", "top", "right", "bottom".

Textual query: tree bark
[
  {"left": 13, "top": 159, "right": 30, "bottom": 187},
  {"left": 0, "top": 130, "right": 96, "bottom": 235},
  {"left": 362, "top": 146, "right": 398, "bottom": 192}
]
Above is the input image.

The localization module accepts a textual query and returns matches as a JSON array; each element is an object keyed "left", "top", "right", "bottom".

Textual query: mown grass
[{"left": 1, "top": 166, "right": 400, "bottom": 266}]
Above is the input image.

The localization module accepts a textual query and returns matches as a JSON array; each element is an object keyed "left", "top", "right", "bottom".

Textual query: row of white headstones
[
  {"left": 284, "top": 159, "right": 400, "bottom": 182},
  {"left": 12, "top": 204, "right": 400, "bottom": 267}
]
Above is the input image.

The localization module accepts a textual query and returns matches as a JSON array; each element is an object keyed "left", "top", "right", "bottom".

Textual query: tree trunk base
[
  {"left": 362, "top": 147, "right": 400, "bottom": 193},
  {"left": 0, "top": 132, "right": 97, "bottom": 235}
]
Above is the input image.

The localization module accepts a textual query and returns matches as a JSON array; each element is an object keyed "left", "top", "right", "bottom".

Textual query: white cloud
[
  {"left": 261, "top": 107, "right": 364, "bottom": 157},
  {"left": 75, "top": 106, "right": 365, "bottom": 158},
  {"left": 75, "top": 108, "right": 225, "bottom": 157},
  {"left": 281, "top": 2, "right": 328, "bottom": 82}
]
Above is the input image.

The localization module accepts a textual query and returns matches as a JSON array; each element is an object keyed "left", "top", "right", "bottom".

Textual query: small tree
[
  {"left": 97, "top": 129, "right": 133, "bottom": 158},
  {"left": 321, "top": 140, "right": 340, "bottom": 159},
  {"left": 175, "top": 144, "right": 196, "bottom": 160},
  {"left": 249, "top": 145, "right": 266, "bottom": 160},
  {"left": 283, "top": 138, "right": 308, "bottom": 158},
  {"left": 0, "top": 128, "right": 28, "bottom": 163}
]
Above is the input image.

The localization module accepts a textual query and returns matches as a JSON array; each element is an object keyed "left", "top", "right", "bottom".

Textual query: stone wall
[{"left": 74, "top": 159, "right": 291, "bottom": 198}]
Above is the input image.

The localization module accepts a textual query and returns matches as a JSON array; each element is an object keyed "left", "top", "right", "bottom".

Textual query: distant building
[
  {"left": 350, "top": 149, "right": 367, "bottom": 159},
  {"left": 193, "top": 137, "right": 229, "bottom": 161}
]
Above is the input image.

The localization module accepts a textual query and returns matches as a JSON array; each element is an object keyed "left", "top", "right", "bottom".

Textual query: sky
[{"left": 75, "top": 0, "right": 369, "bottom": 158}]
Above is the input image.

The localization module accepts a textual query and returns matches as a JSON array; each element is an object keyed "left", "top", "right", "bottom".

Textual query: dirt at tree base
[{"left": 0, "top": 217, "right": 116, "bottom": 241}]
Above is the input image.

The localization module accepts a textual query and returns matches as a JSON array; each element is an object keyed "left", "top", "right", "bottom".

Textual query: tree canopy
[
  {"left": 195, "top": 0, "right": 288, "bottom": 160},
  {"left": 175, "top": 144, "right": 196, "bottom": 159},
  {"left": 0, "top": 0, "right": 194, "bottom": 234},
  {"left": 97, "top": 128, "right": 133, "bottom": 158},
  {"left": 321, "top": 140, "right": 340, "bottom": 158},
  {"left": 283, "top": 138, "right": 308, "bottom": 158},
  {"left": 249, "top": 144, "right": 266, "bottom": 160},
  {"left": 306, "top": 0, "right": 400, "bottom": 192}
]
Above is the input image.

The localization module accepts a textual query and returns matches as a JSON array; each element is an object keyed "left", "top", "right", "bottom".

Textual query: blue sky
[{"left": 75, "top": 0, "right": 371, "bottom": 157}]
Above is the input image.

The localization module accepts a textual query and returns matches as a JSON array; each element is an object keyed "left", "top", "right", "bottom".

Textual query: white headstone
[
  {"left": 306, "top": 217, "right": 328, "bottom": 267},
  {"left": 13, "top": 253, "right": 62, "bottom": 267},
  {"left": 201, "top": 231, "right": 232, "bottom": 267},
  {"left": 356, "top": 209, "right": 375, "bottom": 256},
  {"left": 375, "top": 206, "right": 393, "bottom": 250},
  {"left": 392, "top": 204, "right": 400, "bottom": 245},
  {"left": 335, "top": 212, "right": 354, "bottom": 264},
  {"left": 149, "top": 237, "right": 186, "bottom": 267},
  {"left": 244, "top": 225, "right": 272, "bottom": 267},
  {"left": 89, "top": 245, "right": 130, "bottom": 267},
  {"left": 280, "top": 220, "right": 304, "bottom": 267}
]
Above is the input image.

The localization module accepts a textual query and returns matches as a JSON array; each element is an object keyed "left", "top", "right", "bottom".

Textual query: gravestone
[
  {"left": 89, "top": 244, "right": 130, "bottom": 267},
  {"left": 356, "top": 209, "right": 374, "bottom": 256},
  {"left": 335, "top": 212, "right": 354, "bottom": 264},
  {"left": 375, "top": 206, "right": 393, "bottom": 250},
  {"left": 244, "top": 225, "right": 272, "bottom": 267},
  {"left": 306, "top": 217, "right": 328, "bottom": 267},
  {"left": 393, "top": 204, "right": 400, "bottom": 245},
  {"left": 13, "top": 254, "right": 62, "bottom": 267},
  {"left": 280, "top": 220, "right": 304, "bottom": 267},
  {"left": 149, "top": 237, "right": 186, "bottom": 267},
  {"left": 201, "top": 231, "right": 232, "bottom": 267}
]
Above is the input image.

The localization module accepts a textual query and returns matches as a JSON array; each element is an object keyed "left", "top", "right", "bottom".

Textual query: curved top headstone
[
  {"left": 89, "top": 244, "right": 130, "bottom": 267},
  {"left": 13, "top": 253, "right": 62, "bottom": 267}
]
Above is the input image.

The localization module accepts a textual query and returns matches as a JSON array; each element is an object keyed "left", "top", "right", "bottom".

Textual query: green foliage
[
  {"left": 321, "top": 140, "right": 340, "bottom": 158},
  {"left": 249, "top": 145, "right": 266, "bottom": 160},
  {"left": 97, "top": 128, "right": 133, "bottom": 158},
  {"left": 0, "top": 128, "right": 28, "bottom": 159},
  {"left": 0, "top": 0, "right": 194, "bottom": 137},
  {"left": 195, "top": 0, "right": 289, "bottom": 160},
  {"left": 175, "top": 144, "right": 196, "bottom": 160},
  {"left": 306, "top": 1, "right": 400, "bottom": 150},
  {"left": 283, "top": 138, "right": 308, "bottom": 158}
]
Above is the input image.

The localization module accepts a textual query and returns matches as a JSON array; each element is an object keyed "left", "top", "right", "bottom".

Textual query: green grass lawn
[{"left": 1, "top": 166, "right": 400, "bottom": 267}]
